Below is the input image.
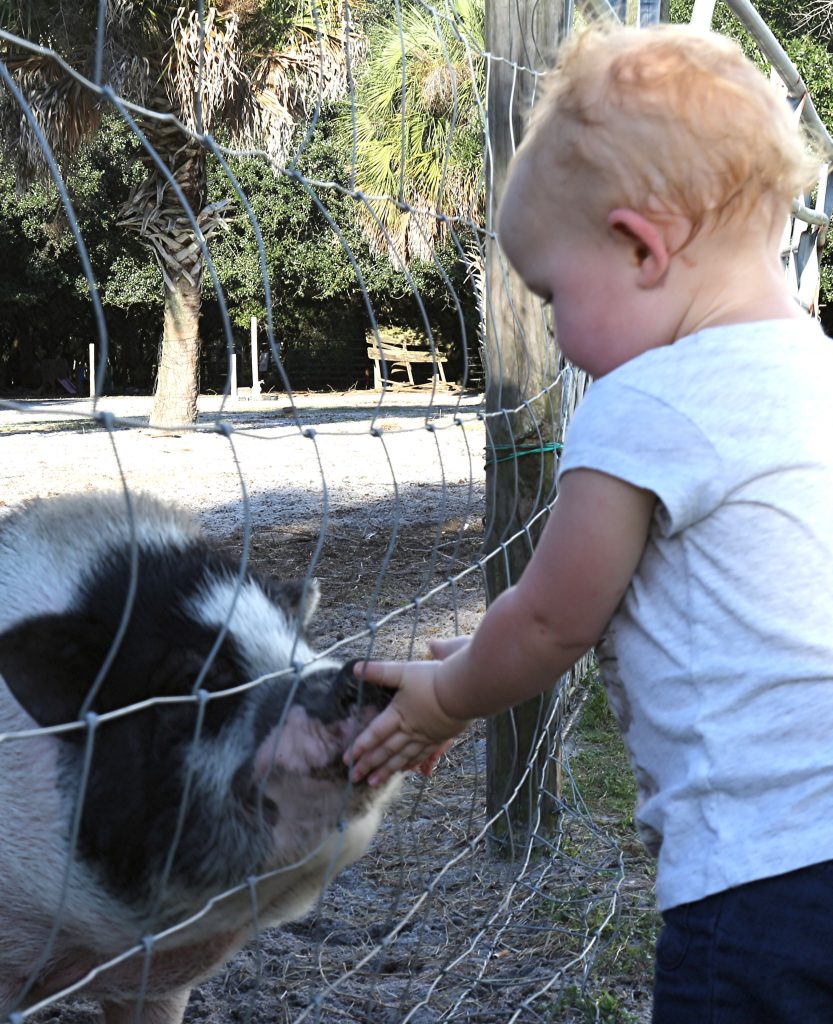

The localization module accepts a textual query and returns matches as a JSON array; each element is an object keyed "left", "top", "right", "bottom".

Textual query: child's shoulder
[
  {"left": 571, "top": 315, "right": 829, "bottom": 454},
  {"left": 605, "top": 316, "right": 828, "bottom": 389}
]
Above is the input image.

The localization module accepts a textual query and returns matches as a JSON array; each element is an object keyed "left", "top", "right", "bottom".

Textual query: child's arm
[{"left": 346, "top": 468, "right": 656, "bottom": 785}]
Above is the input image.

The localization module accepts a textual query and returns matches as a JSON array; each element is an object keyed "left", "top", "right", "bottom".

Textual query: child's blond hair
[{"left": 520, "top": 24, "right": 820, "bottom": 240}]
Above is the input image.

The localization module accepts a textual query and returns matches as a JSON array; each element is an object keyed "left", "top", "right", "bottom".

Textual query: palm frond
[
  {"left": 338, "top": 0, "right": 485, "bottom": 264},
  {"left": 0, "top": 0, "right": 155, "bottom": 182},
  {"left": 1, "top": 52, "right": 100, "bottom": 179},
  {"left": 166, "top": 6, "right": 251, "bottom": 135},
  {"left": 0, "top": 0, "right": 357, "bottom": 279},
  {"left": 247, "top": 8, "right": 360, "bottom": 162}
]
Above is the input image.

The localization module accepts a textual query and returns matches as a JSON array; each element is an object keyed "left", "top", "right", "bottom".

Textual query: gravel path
[{"left": 0, "top": 391, "right": 486, "bottom": 540}]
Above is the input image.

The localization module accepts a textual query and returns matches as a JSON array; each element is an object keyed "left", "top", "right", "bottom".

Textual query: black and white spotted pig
[{"left": 0, "top": 492, "right": 398, "bottom": 1024}]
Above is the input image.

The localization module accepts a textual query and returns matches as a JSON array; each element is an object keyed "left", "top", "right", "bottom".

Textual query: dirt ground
[{"left": 2, "top": 391, "right": 648, "bottom": 1024}]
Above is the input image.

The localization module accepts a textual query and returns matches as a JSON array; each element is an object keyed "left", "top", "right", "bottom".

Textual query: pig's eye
[
  {"left": 251, "top": 793, "right": 279, "bottom": 824},
  {"left": 262, "top": 795, "right": 278, "bottom": 817}
]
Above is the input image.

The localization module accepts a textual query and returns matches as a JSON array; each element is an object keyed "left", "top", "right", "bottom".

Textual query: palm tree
[
  {"left": 342, "top": 0, "right": 484, "bottom": 265},
  {"left": 0, "top": 0, "right": 352, "bottom": 426}
]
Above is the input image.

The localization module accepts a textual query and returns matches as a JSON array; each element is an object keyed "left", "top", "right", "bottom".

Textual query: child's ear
[{"left": 607, "top": 208, "right": 678, "bottom": 288}]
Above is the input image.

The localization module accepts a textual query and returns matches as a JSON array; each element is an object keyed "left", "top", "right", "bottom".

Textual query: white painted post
[
  {"left": 88, "top": 342, "right": 96, "bottom": 398},
  {"left": 689, "top": 0, "right": 717, "bottom": 29},
  {"left": 250, "top": 317, "right": 260, "bottom": 400},
  {"left": 230, "top": 353, "right": 238, "bottom": 401}
]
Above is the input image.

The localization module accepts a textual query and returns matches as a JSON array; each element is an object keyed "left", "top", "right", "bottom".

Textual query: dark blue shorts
[{"left": 653, "top": 860, "right": 833, "bottom": 1023}]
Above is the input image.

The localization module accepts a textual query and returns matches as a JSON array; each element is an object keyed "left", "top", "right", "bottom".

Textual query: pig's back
[{"left": 0, "top": 492, "right": 200, "bottom": 631}]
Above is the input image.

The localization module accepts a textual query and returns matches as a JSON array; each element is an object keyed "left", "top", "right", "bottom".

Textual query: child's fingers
[
  {"left": 428, "top": 636, "right": 470, "bottom": 660},
  {"left": 344, "top": 705, "right": 401, "bottom": 767},
  {"left": 409, "top": 739, "right": 454, "bottom": 776},
  {"left": 352, "top": 660, "right": 409, "bottom": 688},
  {"left": 349, "top": 731, "right": 411, "bottom": 783},
  {"left": 352, "top": 733, "right": 429, "bottom": 785},
  {"left": 365, "top": 739, "right": 436, "bottom": 787},
  {"left": 402, "top": 753, "right": 435, "bottom": 773}
]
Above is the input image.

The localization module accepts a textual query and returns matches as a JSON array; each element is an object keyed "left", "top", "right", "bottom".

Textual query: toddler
[{"left": 347, "top": 24, "right": 833, "bottom": 1022}]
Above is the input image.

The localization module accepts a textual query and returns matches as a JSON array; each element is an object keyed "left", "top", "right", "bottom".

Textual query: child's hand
[
  {"left": 407, "top": 739, "right": 456, "bottom": 777},
  {"left": 428, "top": 635, "right": 471, "bottom": 660},
  {"left": 344, "top": 659, "right": 470, "bottom": 787},
  {"left": 404, "top": 637, "right": 469, "bottom": 775}
]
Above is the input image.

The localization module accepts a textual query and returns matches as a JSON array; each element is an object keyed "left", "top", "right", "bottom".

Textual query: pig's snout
[
  {"left": 330, "top": 660, "right": 393, "bottom": 718},
  {"left": 254, "top": 663, "right": 392, "bottom": 784},
  {"left": 294, "top": 660, "right": 392, "bottom": 725}
]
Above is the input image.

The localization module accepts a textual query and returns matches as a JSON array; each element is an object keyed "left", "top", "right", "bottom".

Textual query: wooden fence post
[{"left": 484, "top": 0, "right": 569, "bottom": 855}]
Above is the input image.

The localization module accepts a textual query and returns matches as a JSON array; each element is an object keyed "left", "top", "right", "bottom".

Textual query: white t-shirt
[{"left": 558, "top": 317, "right": 833, "bottom": 911}]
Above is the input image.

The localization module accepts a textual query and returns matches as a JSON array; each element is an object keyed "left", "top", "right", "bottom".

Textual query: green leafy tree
[
  {"left": 0, "top": 0, "right": 353, "bottom": 424},
  {"left": 0, "top": 111, "right": 159, "bottom": 391},
  {"left": 208, "top": 124, "right": 479, "bottom": 386}
]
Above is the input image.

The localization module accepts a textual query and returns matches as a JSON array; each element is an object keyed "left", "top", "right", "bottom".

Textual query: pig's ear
[
  {"left": 264, "top": 577, "right": 320, "bottom": 628},
  {"left": 0, "top": 613, "right": 110, "bottom": 728}
]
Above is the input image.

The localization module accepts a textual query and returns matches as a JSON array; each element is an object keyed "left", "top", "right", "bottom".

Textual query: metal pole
[
  {"left": 88, "top": 342, "right": 95, "bottom": 399},
  {"left": 723, "top": 0, "right": 833, "bottom": 157}
]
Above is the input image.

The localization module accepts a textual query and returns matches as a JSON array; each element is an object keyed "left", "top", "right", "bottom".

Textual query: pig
[{"left": 0, "top": 492, "right": 399, "bottom": 1024}]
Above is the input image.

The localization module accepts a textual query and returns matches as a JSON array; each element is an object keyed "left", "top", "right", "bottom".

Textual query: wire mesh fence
[{"left": 0, "top": 1, "right": 829, "bottom": 1022}]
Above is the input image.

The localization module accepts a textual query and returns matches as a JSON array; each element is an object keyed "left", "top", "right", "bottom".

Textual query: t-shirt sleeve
[{"left": 557, "top": 380, "right": 727, "bottom": 535}]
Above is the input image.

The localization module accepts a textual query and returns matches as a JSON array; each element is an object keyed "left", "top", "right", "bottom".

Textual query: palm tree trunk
[
  {"left": 120, "top": 101, "right": 210, "bottom": 430},
  {"left": 151, "top": 275, "right": 201, "bottom": 428}
]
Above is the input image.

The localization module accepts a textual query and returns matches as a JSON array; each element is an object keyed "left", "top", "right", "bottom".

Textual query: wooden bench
[{"left": 367, "top": 336, "right": 449, "bottom": 390}]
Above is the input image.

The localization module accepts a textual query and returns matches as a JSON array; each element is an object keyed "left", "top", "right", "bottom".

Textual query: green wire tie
[{"left": 484, "top": 442, "right": 563, "bottom": 467}]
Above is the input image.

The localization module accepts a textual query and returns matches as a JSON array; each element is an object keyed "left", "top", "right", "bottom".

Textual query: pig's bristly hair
[{"left": 0, "top": 494, "right": 393, "bottom": 918}]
